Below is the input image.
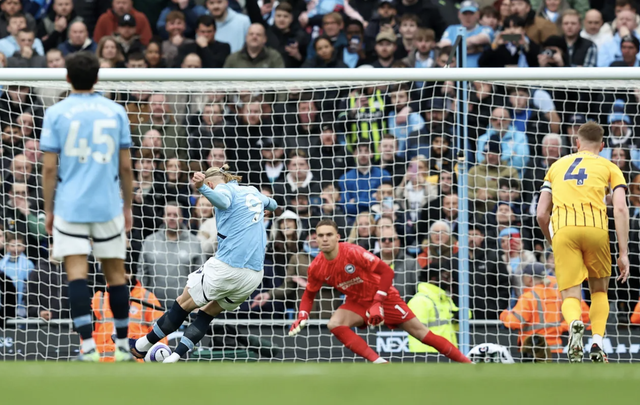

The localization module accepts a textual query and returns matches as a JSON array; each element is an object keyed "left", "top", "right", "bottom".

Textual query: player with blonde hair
[
  {"left": 537, "top": 121, "right": 630, "bottom": 363},
  {"left": 131, "top": 164, "right": 277, "bottom": 362}
]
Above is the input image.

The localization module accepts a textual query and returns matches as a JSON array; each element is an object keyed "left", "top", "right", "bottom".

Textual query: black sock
[
  {"left": 108, "top": 284, "right": 130, "bottom": 339},
  {"left": 148, "top": 301, "right": 190, "bottom": 345},
  {"left": 68, "top": 279, "right": 93, "bottom": 340},
  {"left": 174, "top": 311, "right": 215, "bottom": 357}
]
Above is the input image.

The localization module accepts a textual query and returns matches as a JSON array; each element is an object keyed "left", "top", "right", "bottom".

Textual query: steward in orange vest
[
  {"left": 92, "top": 278, "right": 166, "bottom": 362},
  {"left": 501, "top": 263, "right": 589, "bottom": 353}
]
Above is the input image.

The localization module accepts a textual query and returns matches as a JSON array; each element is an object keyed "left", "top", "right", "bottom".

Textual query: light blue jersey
[
  {"left": 198, "top": 181, "right": 277, "bottom": 271},
  {"left": 40, "top": 93, "right": 132, "bottom": 223},
  {"left": 441, "top": 24, "right": 494, "bottom": 68}
]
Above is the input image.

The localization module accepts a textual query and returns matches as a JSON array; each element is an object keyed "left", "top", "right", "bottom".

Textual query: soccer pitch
[{"left": 2, "top": 362, "right": 637, "bottom": 405}]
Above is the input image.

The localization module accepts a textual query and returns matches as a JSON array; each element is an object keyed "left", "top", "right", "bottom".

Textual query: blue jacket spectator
[
  {"left": 0, "top": 15, "right": 44, "bottom": 57},
  {"left": 597, "top": 10, "right": 640, "bottom": 67},
  {"left": 0, "top": 233, "right": 35, "bottom": 318},
  {"left": 23, "top": 0, "right": 52, "bottom": 20},
  {"left": 157, "top": 0, "right": 207, "bottom": 40},
  {"left": 476, "top": 107, "right": 530, "bottom": 177},
  {"left": 339, "top": 143, "right": 391, "bottom": 217},
  {"left": 206, "top": 0, "right": 250, "bottom": 53},
  {"left": 438, "top": 0, "right": 493, "bottom": 68}
]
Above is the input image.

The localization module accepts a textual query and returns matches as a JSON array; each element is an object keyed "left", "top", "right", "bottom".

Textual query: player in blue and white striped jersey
[
  {"left": 39, "top": 52, "right": 134, "bottom": 362},
  {"left": 132, "top": 164, "right": 278, "bottom": 363}
]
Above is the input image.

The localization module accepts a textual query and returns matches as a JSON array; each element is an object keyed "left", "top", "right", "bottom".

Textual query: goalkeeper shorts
[
  {"left": 186, "top": 257, "right": 263, "bottom": 311},
  {"left": 52, "top": 214, "right": 126, "bottom": 260}
]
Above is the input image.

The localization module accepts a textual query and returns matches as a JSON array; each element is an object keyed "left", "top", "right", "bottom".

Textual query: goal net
[{"left": 0, "top": 70, "right": 639, "bottom": 363}]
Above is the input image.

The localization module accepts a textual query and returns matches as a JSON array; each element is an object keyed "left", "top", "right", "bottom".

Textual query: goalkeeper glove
[
  {"left": 288, "top": 311, "right": 309, "bottom": 336},
  {"left": 366, "top": 291, "right": 387, "bottom": 327}
]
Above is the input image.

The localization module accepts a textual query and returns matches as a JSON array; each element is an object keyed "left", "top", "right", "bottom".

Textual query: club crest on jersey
[{"left": 345, "top": 264, "right": 355, "bottom": 274}]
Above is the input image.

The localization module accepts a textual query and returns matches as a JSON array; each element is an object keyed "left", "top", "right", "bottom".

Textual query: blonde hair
[
  {"left": 204, "top": 164, "right": 242, "bottom": 183},
  {"left": 347, "top": 213, "right": 375, "bottom": 243}
]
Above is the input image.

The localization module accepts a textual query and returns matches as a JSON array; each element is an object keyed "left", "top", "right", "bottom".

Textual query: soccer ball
[{"left": 144, "top": 343, "right": 172, "bottom": 362}]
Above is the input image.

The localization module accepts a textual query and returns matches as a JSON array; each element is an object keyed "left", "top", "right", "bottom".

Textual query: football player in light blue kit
[
  {"left": 40, "top": 52, "right": 134, "bottom": 361},
  {"left": 132, "top": 164, "right": 278, "bottom": 363}
]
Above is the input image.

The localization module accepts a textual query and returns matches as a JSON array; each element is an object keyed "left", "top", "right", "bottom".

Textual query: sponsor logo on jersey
[
  {"left": 337, "top": 277, "right": 363, "bottom": 290},
  {"left": 362, "top": 252, "right": 376, "bottom": 262},
  {"left": 345, "top": 264, "right": 355, "bottom": 274}
]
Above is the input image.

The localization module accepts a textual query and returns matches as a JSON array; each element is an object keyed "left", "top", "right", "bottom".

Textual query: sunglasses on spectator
[{"left": 380, "top": 237, "right": 395, "bottom": 243}]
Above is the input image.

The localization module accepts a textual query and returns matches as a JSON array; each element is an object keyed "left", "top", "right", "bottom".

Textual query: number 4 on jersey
[{"left": 564, "top": 157, "right": 588, "bottom": 186}]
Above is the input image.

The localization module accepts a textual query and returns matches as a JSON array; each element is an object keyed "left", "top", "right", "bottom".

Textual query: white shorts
[
  {"left": 186, "top": 257, "right": 263, "bottom": 311},
  {"left": 52, "top": 214, "right": 126, "bottom": 260}
]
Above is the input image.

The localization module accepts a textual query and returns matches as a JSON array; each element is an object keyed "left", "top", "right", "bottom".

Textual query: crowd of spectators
[{"left": 0, "top": 0, "right": 640, "bottom": 338}]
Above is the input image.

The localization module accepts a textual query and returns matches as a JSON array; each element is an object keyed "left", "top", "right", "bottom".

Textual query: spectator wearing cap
[
  {"left": 610, "top": 34, "right": 640, "bottom": 66},
  {"left": 339, "top": 142, "right": 391, "bottom": 219},
  {"left": 468, "top": 223, "right": 510, "bottom": 320},
  {"left": 510, "top": 0, "right": 558, "bottom": 44},
  {"left": 406, "top": 97, "right": 453, "bottom": 160},
  {"left": 564, "top": 113, "right": 587, "bottom": 152},
  {"left": 157, "top": 0, "right": 207, "bottom": 40},
  {"left": 438, "top": 1, "right": 494, "bottom": 68},
  {"left": 597, "top": 9, "right": 640, "bottom": 67},
  {"left": 306, "top": 12, "right": 348, "bottom": 61},
  {"left": 469, "top": 138, "right": 520, "bottom": 215},
  {"left": 364, "top": 0, "right": 398, "bottom": 48},
  {"left": 114, "top": 13, "right": 145, "bottom": 59},
  {"left": 476, "top": 107, "right": 529, "bottom": 177},
  {"left": 371, "top": 30, "right": 397, "bottom": 67},
  {"left": 501, "top": 262, "right": 572, "bottom": 354},
  {"left": 580, "top": 9, "right": 612, "bottom": 48},
  {"left": 94, "top": 0, "right": 152, "bottom": 46},
  {"left": 537, "top": 34, "right": 570, "bottom": 67},
  {"left": 560, "top": 9, "right": 597, "bottom": 67},
  {"left": 309, "top": 123, "right": 350, "bottom": 184},
  {"left": 480, "top": 15, "right": 540, "bottom": 67},
  {"left": 57, "top": 21, "right": 96, "bottom": 56},
  {"left": 37, "top": 0, "right": 85, "bottom": 53},
  {"left": 223, "top": 23, "right": 285, "bottom": 68},
  {"left": 205, "top": 0, "right": 250, "bottom": 53},
  {"left": 600, "top": 102, "right": 640, "bottom": 167},
  {"left": 498, "top": 227, "right": 536, "bottom": 295},
  {"left": 177, "top": 14, "right": 230, "bottom": 68}
]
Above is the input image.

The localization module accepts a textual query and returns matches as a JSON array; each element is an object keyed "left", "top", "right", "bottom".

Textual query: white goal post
[{"left": 1, "top": 67, "right": 640, "bottom": 363}]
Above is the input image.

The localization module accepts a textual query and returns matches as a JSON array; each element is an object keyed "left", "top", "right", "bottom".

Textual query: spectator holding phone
[
  {"left": 479, "top": 15, "right": 540, "bottom": 67},
  {"left": 338, "top": 19, "right": 368, "bottom": 68}
]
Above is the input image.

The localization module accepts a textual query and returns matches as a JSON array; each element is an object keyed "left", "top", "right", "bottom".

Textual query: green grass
[{"left": 1, "top": 362, "right": 638, "bottom": 405}]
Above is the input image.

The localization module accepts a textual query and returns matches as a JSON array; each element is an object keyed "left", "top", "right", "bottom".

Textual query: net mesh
[{"left": 0, "top": 78, "right": 639, "bottom": 362}]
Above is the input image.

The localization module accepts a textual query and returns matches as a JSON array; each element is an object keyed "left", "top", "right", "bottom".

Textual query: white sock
[
  {"left": 116, "top": 338, "right": 129, "bottom": 351},
  {"left": 136, "top": 336, "right": 153, "bottom": 352},
  {"left": 373, "top": 358, "right": 388, "bottom": 364},
  {"left": 163, "top": 352, "right": 181, "bottom": 364},
  {"left": 81, "top": 338, "right": 96, "bottom": 353},
  {"left": 592, "top": 334, "right": 604, "bottom": 347}
]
